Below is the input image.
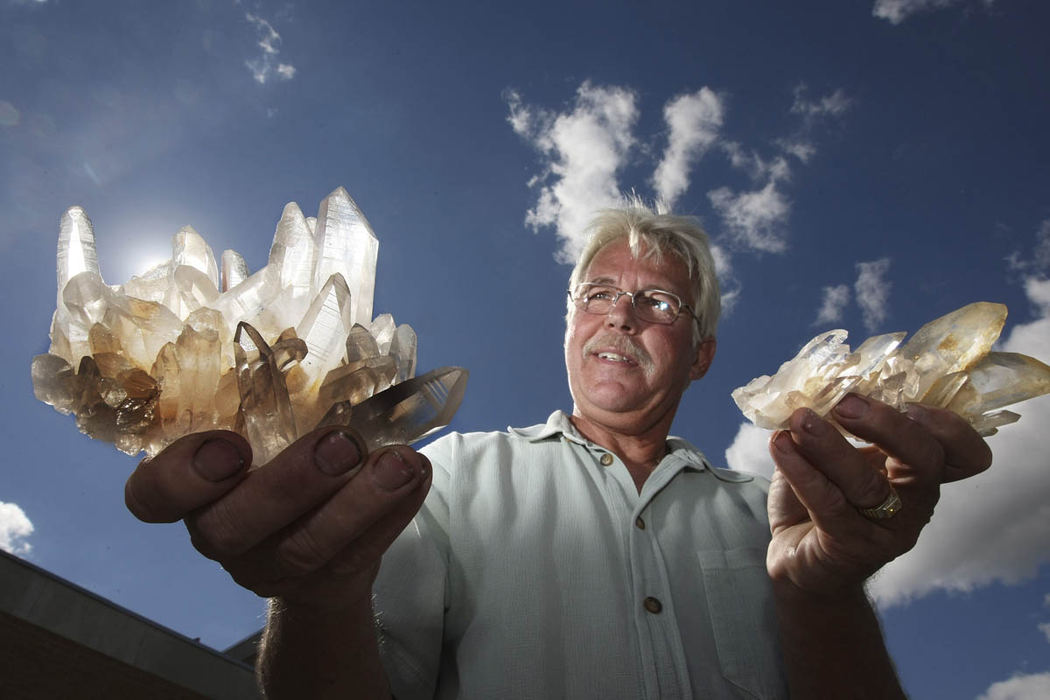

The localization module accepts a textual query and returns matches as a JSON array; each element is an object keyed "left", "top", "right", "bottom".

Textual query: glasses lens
[
  {"left": 575, "top": 284, "right": 617, "bottom": 314},
  {"left": 634, "top": 290, "right": 680, "bottom": 323}
]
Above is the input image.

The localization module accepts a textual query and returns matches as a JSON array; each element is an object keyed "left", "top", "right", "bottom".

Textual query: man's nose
[{"left": 605, "top": 293, "right": 638, "bottom": 331}]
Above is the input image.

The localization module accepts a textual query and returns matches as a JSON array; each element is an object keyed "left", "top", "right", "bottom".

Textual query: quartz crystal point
[
  {"left": 314, "top": 187, "right": 379, "bottom": 328},
  {"left": 322, "top": 366, "right": 469, "bottom": 454},
  {"left": 732, "top": 302, "right": 1050, "bottom": 436},
  {"left": 234, "top": 322, "right": 302, "bottom": 465},
  {"left": 57, "top": 206, "right": 101, "bottom": 300},
  {"left": 32, "top": 188, "right": 468, "bottom": 462},
  {"left": 221, "top": 249, "right": 249, "bottom": 292}
]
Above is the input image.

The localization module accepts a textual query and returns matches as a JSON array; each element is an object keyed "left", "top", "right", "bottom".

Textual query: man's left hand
[{"left": 766, "top": 393, "right": 992, "bottom": 593}]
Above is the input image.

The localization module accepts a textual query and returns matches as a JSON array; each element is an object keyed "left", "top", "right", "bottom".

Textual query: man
[{"left": 126, "top": 204, "right": 992, "bottom": 698}]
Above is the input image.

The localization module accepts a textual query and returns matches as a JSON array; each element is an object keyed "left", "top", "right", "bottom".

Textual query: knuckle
[
  {"left": 275, "top": 528, "right": 333, "bottom": 577},
  {"left": 124, "top": 470, "right": 172, "bottom": 523},
  {"left": 856, "top": 468, "right": 889, "bottom": 503},
  {"left": 190, "top": 500, "right": 252, "bottom": 558}
]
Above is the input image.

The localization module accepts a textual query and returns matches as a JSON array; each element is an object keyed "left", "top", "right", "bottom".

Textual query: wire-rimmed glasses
[{"left": 568, "top": 283, "right": 701, "bottom": 326}]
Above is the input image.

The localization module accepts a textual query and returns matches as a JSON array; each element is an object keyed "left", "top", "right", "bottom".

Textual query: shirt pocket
[{"left": 696, "top": 547, "right": 786, "bottom": 699}]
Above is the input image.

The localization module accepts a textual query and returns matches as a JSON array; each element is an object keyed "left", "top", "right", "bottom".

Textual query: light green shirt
[{"left": 374, "top": 411, "right": 787, "bottom": 699}]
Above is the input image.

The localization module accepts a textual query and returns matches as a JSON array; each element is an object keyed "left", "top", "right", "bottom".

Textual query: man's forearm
[
  {"left": 258, "top": 596, "right": 391, "bottom": 700},
  {"left": 774, "top": 580, "right": 906, "bottom": 699}
]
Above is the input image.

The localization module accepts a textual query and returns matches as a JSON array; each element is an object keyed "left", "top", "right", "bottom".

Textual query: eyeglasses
[{"left": 568, "top": 283, "right": 701, "bottom": 326}]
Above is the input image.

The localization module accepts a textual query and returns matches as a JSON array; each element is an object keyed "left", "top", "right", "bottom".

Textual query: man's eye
[
  {"left": 639, "top": 295, "right": 670, "bottom": 311},
  {"left": 587, "top": 287, "right": 615, "bottom": 301}
]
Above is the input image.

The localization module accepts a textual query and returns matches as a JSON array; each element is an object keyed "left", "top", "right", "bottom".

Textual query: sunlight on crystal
[
  {"left": 732, "top": 302, "right": 1050, "bottom": 436},
  {"left": 32, "top": 188, "right": 467, "bottom": 465}
]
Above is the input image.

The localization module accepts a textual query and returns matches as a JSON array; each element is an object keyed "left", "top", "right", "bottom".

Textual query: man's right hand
[{"left": 124, "top": 427, "right": 431, "bottom": 612}]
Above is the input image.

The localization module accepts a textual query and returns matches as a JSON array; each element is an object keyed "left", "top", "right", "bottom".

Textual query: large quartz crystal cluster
[
  {"left": 32, "top": 187, "right": 467, "bottom": 464},
  {"left": 732, "top": 302, "right": 1050, "bottom": 436}
]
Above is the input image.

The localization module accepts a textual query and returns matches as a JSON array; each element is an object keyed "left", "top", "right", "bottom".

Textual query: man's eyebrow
[{"left": 586, "top": 276, "right": 617, "bottom": 285}]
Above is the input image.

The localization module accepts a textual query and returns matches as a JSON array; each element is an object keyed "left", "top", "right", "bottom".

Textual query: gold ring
[{"left": 859, "top": 487, "right": 903, "bottom": 520}]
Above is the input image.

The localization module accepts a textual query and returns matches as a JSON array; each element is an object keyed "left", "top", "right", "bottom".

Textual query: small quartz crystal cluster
[
  {"left": 32, "top": 187, "right": 465, "bottom": 464},
  {"left": 732, "top": 302, "right": 1050, "bottom": 436}
]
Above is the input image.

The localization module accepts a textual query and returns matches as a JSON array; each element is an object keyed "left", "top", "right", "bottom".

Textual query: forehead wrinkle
[{"left": 585, "top": 275, "right": 618, "bottom": 285}]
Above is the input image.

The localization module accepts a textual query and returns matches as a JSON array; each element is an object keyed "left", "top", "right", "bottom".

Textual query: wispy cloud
[
  {"left": 977, "top": 672, "right": 1050, "bottom": 700},
  {"left": 854, "top": 257, "right": 892, "bottom": 331},
  {"left": 1037, "top": 220, "right": 1050, "bottom": 271},
  {"left": 652, "top": 89, "right": 724, "bottom": 209},
  {"left": 868, "top": 277, "right": 1050, "bottom": 606},
  {"left": 872, "top": 0, "right": 994, "bottom": 25},
  {"left": 814, "top": 284, "right": 852, "bottom": 325},
  {"left": 0, "top": 501, "right": 33, "bottom": 556},
  {"left": 1040, "top": 622, "right": 1050, "bottom": 643},
  {"left": 1011, "top": 219, "right": 1050, "bottom": 275},
  {"left": 707, "top": 87, "right": 847, "bottom": 255},
  {"left": 244, "top": 12, "right": 296, "bottom": 85},
  {"left": 791, "top": 86, "right": 852, "bottom": 121},
  {"left": 708, "top": 181, "right": 791, "bottom": 253},
  {"left": 710, "top": 243, "right": 742, "bottom": 315},
  {"left": 506, "top": 83, "right": 638, "bottom": 263}
]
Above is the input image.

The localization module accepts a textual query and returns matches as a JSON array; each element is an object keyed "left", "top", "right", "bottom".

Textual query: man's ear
[{"left": 690, "top": 338, "right": 717, "bottom": 380}]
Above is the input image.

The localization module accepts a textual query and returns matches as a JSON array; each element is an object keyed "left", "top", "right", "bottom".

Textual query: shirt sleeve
[{"left": 371, "top": 435, "right": 456, "bottom": 700}]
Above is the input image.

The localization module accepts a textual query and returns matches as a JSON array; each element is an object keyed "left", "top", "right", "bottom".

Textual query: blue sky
[{"left": 3, "top": 0, "right": 1049, "bottom": 697}]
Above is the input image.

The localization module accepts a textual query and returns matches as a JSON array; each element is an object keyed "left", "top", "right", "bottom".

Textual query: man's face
[{"left": 564, "top": 239, "right": 716, "bottom": 435}]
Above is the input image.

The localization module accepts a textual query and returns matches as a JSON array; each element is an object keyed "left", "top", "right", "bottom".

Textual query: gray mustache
[{"left": 583, "top": 334, "right": 654, "bottom": 371}]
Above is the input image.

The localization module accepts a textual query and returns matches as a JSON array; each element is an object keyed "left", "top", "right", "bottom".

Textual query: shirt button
[
  {"left": 643, "top": 597, "right": 663, "bottom": 614},
  {"left": 635, "top": 516, "right": 646, "bottom": 530},
  {"left": 600, "top": 453, "right": 614, "bottom": 466}
]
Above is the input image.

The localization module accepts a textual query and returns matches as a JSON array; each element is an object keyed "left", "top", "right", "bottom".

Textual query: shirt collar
[{"left": 509, "top": 410, "right": 710, "bottom": 472}]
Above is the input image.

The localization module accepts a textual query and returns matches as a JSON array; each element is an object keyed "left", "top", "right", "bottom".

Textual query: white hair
[{"left": 567, "top": 199, "right": 721, "bottom": 341}]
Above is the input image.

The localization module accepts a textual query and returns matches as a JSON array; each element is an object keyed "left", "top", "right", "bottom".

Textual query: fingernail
[
  {"left": 193, "top": 439, "right": 245, "bottom": 482},
  {"left": 314, "top": 431, "right": 362, "bottom": 476},
  {"left": 773, "top": 431, "right": 794, "bottom": 453},
  {"left": 834, "top": 394, "right": 869, "bottom": 419},
  {"left": 373, "top": 449, "right": 415, "bottom": 491}
]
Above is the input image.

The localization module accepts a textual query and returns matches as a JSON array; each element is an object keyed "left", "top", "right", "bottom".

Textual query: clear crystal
[
  {"left": 56, "top": 206, "right": 100, "bottom": 303},
  {"left": 172, "top": 226, "right": 219, "bottom": 290},
  {"left": 733, "top": 302, "right": 1050, "bottom": 435},
  {"left": 314, "top": 187, "right": 379, "bottom": 327},
  {"left": 221, "top": 249, "right": 249, "bottom": 292},
  {"left": 33, "top": 190, "right": 467, "bottom": 463}
]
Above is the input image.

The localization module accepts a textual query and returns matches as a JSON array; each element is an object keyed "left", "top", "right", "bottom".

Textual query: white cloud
[
  {"left": 977, "top": 672, "right": 1050, "bottom": 700},
  {"left": 815, "top": 284, "right": 851, "bottom": 325},
  {"left": 0, "top": 501, "right": 34, "bottom": 556},
  {"left": 710, "top": 243, "right": 741, "bottom": 316},
  {"left": 1039, "top": 622, "right": 1050, "bottom": 643},
  {"left": 652, "top": 89, "right": 724, "bottom": 209},
  {"left": 778, "top": 138, "right": 817, "bottom": 164},
  {"left": 708, "top": 180, "right": 792, "bottom": 253},
  {"left": 872, "top": 0, "right": 993, "bottom": 24},
  {"left": 724, "top": 422, "right": 776, "bottom": 479},
  {"left": 1035, "top": 220, "right": 1050, "bottom": 271},
  {"left": 869, "top": 277, "right": 1050, "bottom": 607},
  {"left": 1006, "top": 220, "right": 1050, "bottom": 276},
  {"left": 791, "top": 87, "right": 852, "bottom": 121},
  {"left": 245, "top": 12, "right": 296, "bottom": 85},
  {"left": 507, "top": 83, "right": 638, "bottom": 263},
  {"left": 854, "top": 258, "right": 892, "bottom": 331}
]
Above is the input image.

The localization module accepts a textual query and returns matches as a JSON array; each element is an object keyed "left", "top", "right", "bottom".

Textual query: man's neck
[{"left": 569, "top": 412, "right": 672, "bottom": 493}]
